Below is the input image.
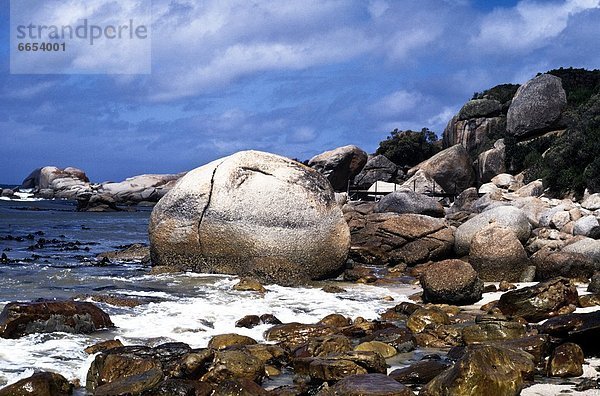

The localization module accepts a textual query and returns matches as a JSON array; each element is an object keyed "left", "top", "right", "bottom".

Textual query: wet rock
[
  {"left": 406, "top": 145, "right": 475, "bottom": 193},
  {"left": 259, "top": 314, "right": 282, "bottom": 325},
  {"left": 547, "top": 342, "right": 584, "bottom": 377},
  {"left": 354, "top": 341, "right": 397, "bottom": 358},
  {"left": 84, "top": 294, "right": 146, "bottom": 308},
  {"left": 347, "top": 212, "right": 454, "bottom": 266},
  {"left": 96, "top": 243, "right": 150, "bottom": 262},
  {"left": 538, "top": 311, "right": 600, "bottom": 355},
  {"left": 322, "top": 373, "right": 414, "bottom": 395},
  {"left": 507, "top": 73, "right": 567, "bottom": 138},
  {"left": 149, "top": 150, "right": 350, "bottom": 286},
  {"left": 406, "top": 307, "right": 450, "bottom": 334},
  {"left": 414, "top": 323, "right": 464, "bottom": 348},
  {"left": 144, "top": 379, "right": 213, "bottom": 396},
  {"left": 318, "top": 314, "right": 351, "bottom": 328},
  {"left": 235, "top": 315, "right": 261, "bottom": 329},
  {"left": 293, "top": 335, "right": 352, "bottom": 358},
  {"left": 374, "top": 191, "right": 444, "bottom": 217},
  {"left": 87, "top": 347, "right": 162, "bottom": 391},
  {"left": 233, "top": 278, "right": 267, "bottom": 293},
  {"left": 454, "top": 206, "right": 531, "bottom": 255},
  {"left": 579, "top": 293, "right": 600, "bottom": 308},
  {"left": 308, "top": 145, "right": 368, "bottom": 192},
  {"left": 469, "top": 225, "right": 529, "bottom": 282},
  {"left": 212, "top": 378, "right": 269, "bottom": 396},
  {"left": 353, "top": 155, "right": 401, "bottom": 190},
  {"left": 0, "top": 300, "right": 114, "bottom": 339},
  {"left": 201, "top": 348, "right": 265, "bottom": 384},
  {"left": 533, "top": 249, "right": 597, "bottom": 281},
  {"left": 94, "top": 367, "right": 163, "bottom": 396},
  {"left": 321, "top": 285, "right": 346, "bottom": 293},
  {"left": 361, "top": 326, "right": 415, "bottom": 353},
  {"left": 420, "top": 259, "right": 483, "bottom": 305},
  {"left": 588, "top": 271, "right": 600, "bottom": 293},
  {"left": 207, "top": 333, "right": 257, "bottom": 350},
  {"left": 497, "top": 278, "right": 578, "bottom": 322},
  {"left": 388, "top": 359, "right": 451, "bottom": 385},
  {"left": 462, "top": 320, "right": 527, "bottom": 344},
  {"left": 420, "top": 345, "right": 535, "bottom": 396},
  {"left": 497, "top": 334, "right": 551, "bottom": 365},
  {"left": 498, "top": 281, "right": 517, "bottom": 291},
  {"left": 294, "top": 351, "right": 387, "bottom": 382},
  {"left": 84, "top": 339, "right": 124, "bottom": 354},
  {"left": 264, "top": 323, "right": 337, "bottom": 350},
  {"left": 0, "top": 372, "right": 73, "bottom": 396}
]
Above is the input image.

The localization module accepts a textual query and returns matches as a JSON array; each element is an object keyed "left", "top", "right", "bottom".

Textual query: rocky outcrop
[
  {"left": 149, "top": 151, "right": 350, "bottom": 285},
  {"left": 469, "top": 225, "right": 529, "bottom": 282},
  {"left": 454, "top": 206, "right": 532, "bottom": 256},
  {"left": 96, "top": 173, "right": 184, "bottom": 204},
  {"left": 374, "top": 190, "right": 444, "bottom": 217},
  {"left": 353, "top": 155, "right": 401, "bottom": 189},
  {"left": 420, "top": 259, "right": 483, "bottom": 305},
  {"left": 407, "top": 145, "right": 475, "bottom": 193},
  {"left": 343, "top": 206, "right": 454, "bottom": 266},
  {"left": 0, "top": 301, "right": 113, "bottom": 338},
  {"left": 507, "top": 74, "right": 567, "bottom": 138},
  {"left": 444, "top": 115, "right": 506, "bottom": 157},
  {"left": 20, "top": 166, "right": 91, "bottom": 199},
  {"left": 308, "top": 145, "right": 368, "bottom": 191}
]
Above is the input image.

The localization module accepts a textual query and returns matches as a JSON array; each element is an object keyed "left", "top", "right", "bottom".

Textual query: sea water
[{"left": 0, "top": 198, "right": 414, "bottom": 392}]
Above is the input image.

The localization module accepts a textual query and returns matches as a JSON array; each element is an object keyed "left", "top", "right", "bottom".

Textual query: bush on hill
[{"left": 375, "top": 128, "right": 440, "bottom": 167}]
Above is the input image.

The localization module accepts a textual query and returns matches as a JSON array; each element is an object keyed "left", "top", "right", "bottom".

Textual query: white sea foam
[{"left": 0, "top": 274, "right": 413, "bottom": 389}]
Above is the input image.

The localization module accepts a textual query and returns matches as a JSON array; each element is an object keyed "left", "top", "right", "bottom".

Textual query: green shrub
[{"left": 375, "top": 128, "right": 440, "bottom": 167}]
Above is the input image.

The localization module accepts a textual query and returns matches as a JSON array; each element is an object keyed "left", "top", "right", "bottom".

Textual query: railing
[{"left": 347, "top": 180, "right": 459, "bottom": 202}]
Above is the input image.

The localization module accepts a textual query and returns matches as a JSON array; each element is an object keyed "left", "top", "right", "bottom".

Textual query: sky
[{"left": 1, "top": 0, "right": 600, "bottom": 184}]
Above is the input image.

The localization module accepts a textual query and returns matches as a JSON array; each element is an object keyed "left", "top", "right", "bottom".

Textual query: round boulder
[
  {"left": 469, "top": 226, "right": 529, "bottom": 282},
  {"left": 454, "top": 206, "right": 532, "bottom": 256},
  {"left": 420, "top": 259, "right": 483, "bottom": 305},
  {"left": 149, "top": 150, "right": 350, "bottom": 286},
  {"left": 507, "top": 73, "right": 567, "bottom": 137},
  {"left": 374, "top": 190, "right": 444, "bottom": 217}
]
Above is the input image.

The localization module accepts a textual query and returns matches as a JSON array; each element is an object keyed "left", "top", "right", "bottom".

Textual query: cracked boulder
[
  {"left": 149, "top": 150, "right": 350, "bottom": 286},
  {"left": 344, "top": 211, "right": 454, "bottom": 266}
]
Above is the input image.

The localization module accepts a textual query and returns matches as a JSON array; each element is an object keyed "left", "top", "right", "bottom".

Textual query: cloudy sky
[{"left": 2, "top": 0, "right": 600, "bottom": 184}]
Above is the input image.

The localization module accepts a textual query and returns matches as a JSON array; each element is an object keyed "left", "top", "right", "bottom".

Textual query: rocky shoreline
[{"left": 1, "top": 71, "right": 600, "bottom": 395}]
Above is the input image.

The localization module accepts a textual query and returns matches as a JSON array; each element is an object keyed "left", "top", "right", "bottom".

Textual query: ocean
[{"left": 0, "top": 197, "right": 412, "bottom": 394}]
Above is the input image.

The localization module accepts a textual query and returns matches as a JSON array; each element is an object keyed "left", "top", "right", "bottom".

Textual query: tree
[{"left": 375, "top": 128, "right": 440, "bottom": 167}]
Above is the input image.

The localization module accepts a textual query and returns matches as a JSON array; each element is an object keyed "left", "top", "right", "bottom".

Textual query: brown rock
[
  {"left": 548, "top": 342, "right": 584, "bottom": 377},
  {"left": 388, "top": 359, "right": 451, "bottom": 385},
  {"left": 233, "top": 278, "right": 267, "bottom": 293},
  {"left": 354, "top": 341, "right": 397, "bottom": 358},
  {"left": 0, "top": 300, "right": 113, "bottom": 339},
  {"left": 407, "top": 308, "right": 450, "bottom": 334},
  {"left": 207, "top": 333, "right": 258, "bottom": 350},
  {"left": 264, "top": 323, "right": 337, "bottom": 350},
  {"left": 0, "top": 372, "right": 73, "bottom": 396},
  {"left": 94, "top": 368, "right": 163, "bottom": 396},
  {"left": 324, "top": 373, "right": 415, "bottom": 395},
  {"left": 420, "top": 260, "right": 483, "bottom": 305},
  {"left": 201, "top": 349, "right": 265, "bottom": 385},
  {"left": 84, "top": 339, "right": 124, "bottom": 354}
]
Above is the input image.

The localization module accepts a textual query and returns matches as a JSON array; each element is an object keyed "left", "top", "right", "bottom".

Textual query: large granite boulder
[
  {"left": 400, "top": 169, "right": 445, "bottom": 196},
  {"left": 353, "top": 155, "right": 400, "bottom": 189},
  {"left": 0, "top": 301, "right": 113, "bottom": 338},
  {"left": 420, "top": 259, "right": 483, "bottom": 305},
  {"left": 455, "top": 206, "right": 532, "bottom": 256},
  {"left": 507, "top": 74, "right": 567, "bottom": 138},
  {"left": 149, "top": 150, "right": 350, "bottom": 285},
  {"left": 469, "top": 225, "right": 529, "bottom": 282},
  {"left": 443, "top": 115, "right": 506, "bottom": 156},
  {"left": 343, "top": 209, "right": 454, "bottom": 266},
  {"left": 406, "top": 144, "right": 475, "bottom": 193},
  {"left": 457, "top": 99, "right": 502, "bottom": 120},
  {"left": 478, "top": 139, "right": 506, "bottom": 183},
  {"left": 374, "top": 190, "right": 444, "bottom": 217},
  {"left": 562, "top": 238, "right": 600, "bottom": 263},
  {"left": 308, "top": 145, "right": 368, "bottom": 191}
]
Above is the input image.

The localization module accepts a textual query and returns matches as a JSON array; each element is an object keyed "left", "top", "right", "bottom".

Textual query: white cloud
[
  {"left": 473, "top": 0, "right": 600, "bottom": 52},
  {"left": 370, "top": 90, "right": 422, "bottom": 117}
]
